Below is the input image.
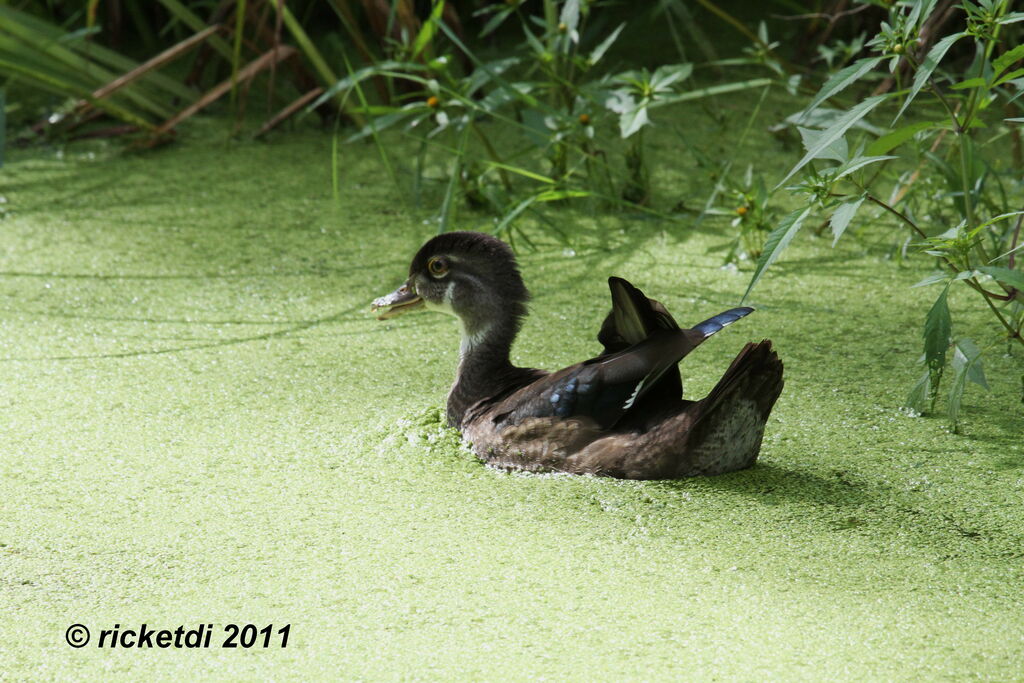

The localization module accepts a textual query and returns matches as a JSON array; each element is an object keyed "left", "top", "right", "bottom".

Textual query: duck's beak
[{"left": 371, "top": 282, "right": 425, "bottom": 320}]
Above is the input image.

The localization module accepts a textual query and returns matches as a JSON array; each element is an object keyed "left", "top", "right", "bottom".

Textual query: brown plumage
[{"left": 372, "top": 231, "right": 784, "bottom": 479}]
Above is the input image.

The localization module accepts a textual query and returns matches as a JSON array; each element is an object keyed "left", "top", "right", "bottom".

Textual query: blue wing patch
[{"left": 549, "top": 377, "right": 579, "bottom": 417}]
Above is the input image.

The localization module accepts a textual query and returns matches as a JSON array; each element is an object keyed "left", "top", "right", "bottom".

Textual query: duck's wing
[
  {"left": 597, "top": 277, "right": 683, "bottom": 402},
  {"left": 494, "top": 301, "right": 755, "bottom": 430}
]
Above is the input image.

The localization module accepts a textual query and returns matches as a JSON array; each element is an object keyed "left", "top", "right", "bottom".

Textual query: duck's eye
[{"left": 427, "top": 256, "right": 449, "bottom": 278}]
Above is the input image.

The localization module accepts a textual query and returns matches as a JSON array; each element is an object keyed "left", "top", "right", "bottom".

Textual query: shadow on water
[
  {"left": 649, "top": 462, "right": 876, "bottom": 508},
  {"left": 640, "top": 460, "right": 1024, "bottom": 559}
]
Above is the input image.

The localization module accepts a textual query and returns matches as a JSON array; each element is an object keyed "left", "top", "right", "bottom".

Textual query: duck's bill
[{"left": 371, "top": 284, "right": 424, "bottom": 320}]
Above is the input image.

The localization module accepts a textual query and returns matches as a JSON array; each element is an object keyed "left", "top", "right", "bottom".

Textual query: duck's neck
[{"left": 447, "top": 316, "right": 518, "bottom": 428}]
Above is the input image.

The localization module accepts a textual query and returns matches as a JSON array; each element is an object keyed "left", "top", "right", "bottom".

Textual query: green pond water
[{"left": 1, "top": 109, "right": 1023, "bottom": 679}]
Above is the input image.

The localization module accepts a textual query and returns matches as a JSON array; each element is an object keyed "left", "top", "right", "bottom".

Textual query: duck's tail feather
[
  {"left": 673, "top": 340, "right": 784, "bottom": 477},
  {"left": 692, "top": 307, "right": 754, "bottom": 338},
  {"left": 599, "top": 277, "right": 680, "bottom": 353}
]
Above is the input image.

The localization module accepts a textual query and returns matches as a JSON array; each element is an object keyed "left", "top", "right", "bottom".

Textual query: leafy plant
[
  {"left": 743, "top": 0, "right": 1024, "bottom": 430},
  {"left": 313, "top": 0, "right": 772, "bottom": 244}
]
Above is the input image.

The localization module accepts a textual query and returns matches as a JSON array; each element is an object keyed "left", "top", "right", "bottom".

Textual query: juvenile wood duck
[{"left": 372, "top": 231, "right": 784, "bottom": 479}]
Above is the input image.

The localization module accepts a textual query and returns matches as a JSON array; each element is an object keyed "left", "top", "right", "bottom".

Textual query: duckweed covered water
[{"left": 1, "top": 114, "right": 1023, "bottom": 679}]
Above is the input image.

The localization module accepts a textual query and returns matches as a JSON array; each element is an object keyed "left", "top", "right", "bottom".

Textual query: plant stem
[
  {"left": 863, "top": 193, "right": 928, "bottom": 239},
  {"left": 858, "top": 192, "right": 1022, "bottom": 316},
  {"left": 976, "top": 281, "right": 1024, "bottom": 345}
]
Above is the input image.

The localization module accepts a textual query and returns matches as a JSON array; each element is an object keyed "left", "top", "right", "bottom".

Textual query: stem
[
  {"left": 976, "top": 281, "right": 1024, "bottom": 345},
  {"left": 864, "top": 193, "right": 928, "bottom": 239},
  {"left": 856, "top": 192, "right": 1016, "bottom": 303}
]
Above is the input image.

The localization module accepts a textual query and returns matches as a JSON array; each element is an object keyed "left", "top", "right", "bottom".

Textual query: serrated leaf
[
  {"left": 802, "top": 57, "right": 883, "bottom": 115},
  {"left": 908, "top": 0, "right": 938, "bottom": 29},
  {"left": 866, "top": 120, "right": 937, "bottom": 155},
  {"left": 618, "top": 103, "right": 649, "bottom": 138},
  {"left": 798, "top": 127, "right": 849, "bottom": 162},
  {"left": 924, "top": 285, "right": 952, "bottom": 373},
  {"left": 994, "top": 67, "right": 1024, "bottom": 86},
  {"left": 894, "top": 32, "right": 966, "bottom": 124},
  {"left": 830, "top": 196, "right": 865, "bottom": 246},
  {"left": 994, "top": 43, "right": 1024, "bottom": 75},
  {"left": 948, "top": 338, "right": 988, "bottom": 430},
  {"left": 777, "top": 95, "right": 886, "bottom": 189},
  {"left": 650, "top": 63, "right": 693, "bottom": 92},
  {"left": 975, "top": 265, "right": 1024, "bottom": 291},
  {"left": 995, "top": 43, "right": 1024, "bottom": 78},
  {"left": 833, "top": 155, "right": 898, "bottom": 182},
  {"left": 955, "top": 338, "right": 989, "bottom": 390},
  {"left": 741, "top": 206, "right": 813, "bottom": 303},
  {"left": 905, "top": 369, "right": 931, "bottom": 411}
]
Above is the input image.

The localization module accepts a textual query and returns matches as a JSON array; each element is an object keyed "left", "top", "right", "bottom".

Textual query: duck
[{"left": 372, "top": 231, "right": 784, "bottom": 479}]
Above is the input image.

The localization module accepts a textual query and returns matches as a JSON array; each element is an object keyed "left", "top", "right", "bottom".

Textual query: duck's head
[{"left": 372, "top": 231, "right": 529, "bottom": 339}]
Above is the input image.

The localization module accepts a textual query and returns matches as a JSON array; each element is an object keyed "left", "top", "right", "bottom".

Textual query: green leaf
[
  {"left": 912, "top": 272, "right": 950, "bottom": 288},
  {"left": 493, "top": 195, "right": 538, "bottom": 238},
  {"left": 905, "top": 369, "right": 931, "bottom": 412},
  {"left": 994, "top": 67, "right": 1024, "bottom": 86},
  {"left": 866, "top": 120, "right": 936, "bottom": 155},
  {"left": 777, "top": 95, "right": 887, "bottom": 188},
  {"left": 993, "top": 43, "right": 1024, "bottom": 76},
  {"left": 534, "top": 189, "right": 590, "bottom": 201},
  {"left": 833, "top": 155, "right": 898, "bottom": 182},
  {"left": 651, "top": 78, "right": 772, "bottom": 106},
  {"left": 924, "top": 285, "right": 952, "bottom": 374},
  {"left": 589, "top": 23, "right": 624, "bottom": 65},
  {"left": 741, "top": 206, "right": 813, "bottom": 303},
  {"left": 411, "top": 0, "right": 446, "bottom": 60},
  {"left": 950, "top": 76, "right": 987, "bottom": 90},
  {"left": 975, "top": 266, "right": 1024, "bottom": 291},
  {"left": 609, "top": 91, "right": 649, "bottom": 138},
  {"left": 948, "top": 338, "right": 989, "bottom": 431},
  {"left": 797, "top": 126, "right": 848, "bottom": 162},
  {"left": 802, "top": 57, "right": 883, "bottom": 115},
  {"left": 908, "top": 0, "right": 938, "bottom": 29},
  {"left": 894, "top": 32, "right": 966, "bottom": 124},
  {"left": 956, "top": 338, "right": 989, "bottom": 390},
  {"left": 650, "top": 63, "right": 693, "bottom": 92},
  {"left": 830, "top": 195, "right": 865, "bottom": 246}
]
